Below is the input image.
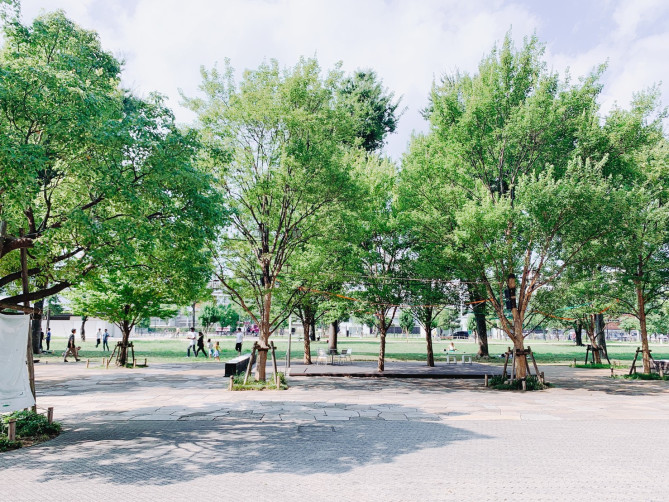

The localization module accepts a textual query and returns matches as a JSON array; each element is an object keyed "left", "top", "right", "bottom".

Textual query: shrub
[
  {"left": 0, "top": 437, "right": 22, "bottom": 452},
  {"left": 2, "top": 410, "right": 61, "bottom": 438},
  {"left": 488, "top": 374, "right": 548, "bottom": 391}
]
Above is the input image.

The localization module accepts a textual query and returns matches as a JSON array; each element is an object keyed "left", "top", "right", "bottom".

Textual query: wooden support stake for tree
[
  {"left": 502, "top": 347, "right": 511, "bottom": 380},
  {"left": 47, "top": 407, "right": 54, "bottom": 424},
  {"left": 86, "top": 359, "right": 90, "bottom": 369},
  {"left": 629, "top": 347, "right": 640, "bottom": 376},
  {"left": 270, "top": 341, "right": 279, "bottom": 389},
  {"left": 484, "top": 374, "right": 489, "bottom": 387},
  {"left": 528, "top": 347, "right": 541, "bottom": 378},
  {"left": 243, "top": 342, "right": 258, "bottom": 385},
  {"left": 8, "top": 419, "right": 16, "bottom": 441},
  {"left": 540, "top": 372, "right": 545, "bottom": 385},
  {"left": 228, "top": 376, "right": 234, "bottom": 391},
  {"left": 584, "top": 345, "right": 590, "bottom": 365},
  {"left": 521, "top": 379, "right": 527, "bottom": 392},
  {"left": 610, "top": 367, "right": 614, "bottom": 377}
]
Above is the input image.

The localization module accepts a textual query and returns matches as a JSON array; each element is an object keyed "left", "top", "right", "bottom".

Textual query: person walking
[
  {"left": 207, "top": 338, "right": 214, "bottom": 358},
  {"left": 46, "top": 328, "right": 51, "bottom": 351},
  {"left": 213, "top": 341, "right": 221, "bottom": 361},
  {"left": 186, "top": 327, "right": 196, "bottom": 357},
  {"left": 235, "top": 328, "right": 243, "bottom": 355},
  {"left": 96, "top": 328, "right": 102, "bottom": 348},
  {"left": 196, "top": 331, "right": 206, "bottom": 357},
  {"left": 64, "top": 328, "right": 80, "bottom": 362},
  {"left": 102, "top": 329, "right": 110, "bottom": 351}
]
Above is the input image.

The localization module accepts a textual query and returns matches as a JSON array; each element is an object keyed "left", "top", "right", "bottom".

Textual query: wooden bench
[{"left": 224, "top": 352, "right": 256, "bottom": 377}]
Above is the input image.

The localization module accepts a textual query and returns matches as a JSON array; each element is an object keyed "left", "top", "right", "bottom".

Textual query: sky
[{"left": 13, "top": 0, "right": 669, "bottom": 159}]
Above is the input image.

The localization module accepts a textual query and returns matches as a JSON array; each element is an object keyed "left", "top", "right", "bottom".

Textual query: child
[
  {"left": 213, "top": 341, "right": 221, "bottom": 361},
  {"left": 207, "top": 338, "right": 214, "bottom": 358}
]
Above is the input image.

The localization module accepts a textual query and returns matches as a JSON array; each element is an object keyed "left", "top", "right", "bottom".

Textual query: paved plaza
[{"left": 1, "top": 362, "right": 668, "bottom": 501}]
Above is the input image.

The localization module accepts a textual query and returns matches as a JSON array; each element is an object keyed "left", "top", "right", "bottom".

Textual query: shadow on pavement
[{"left": 0, "top": 404, "right": 486, "bottom": 486}]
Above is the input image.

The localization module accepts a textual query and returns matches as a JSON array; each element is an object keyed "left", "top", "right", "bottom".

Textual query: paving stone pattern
[{"left": 1, "top": 362, "right": 667, "bottom": 501}]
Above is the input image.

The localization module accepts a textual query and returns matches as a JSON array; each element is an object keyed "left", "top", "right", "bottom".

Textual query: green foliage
[
  {"left": 0, "top": 437, "right": 22, "bottom": 452},
  {"left": 399, "top": 310, "right": 415, "bottom": 333},
  {"left": 183, "top": 58, "right": 361, "bottom": 344},
  {"left": 338, "top": 69, "right": 401, "bottom": 152},
  {"left": 488, "top": 375, "right": 548, "bottom": 391},
  {"left": 0, "top": 10, "right": 224, "bottom": 312},
  {"left": 618, "top": 373, "right": 669, "bottom": 381},
  {"left": 2, "top": 410, "right": 61, "bottom": 437},
  {"left": 231, "top": 372, "right": 288, "bottom": 390}
]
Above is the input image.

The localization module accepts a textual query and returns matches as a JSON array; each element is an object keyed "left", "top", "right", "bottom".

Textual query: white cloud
[{"left": 13, "top": 0, "right": 669, "bottom": 158}]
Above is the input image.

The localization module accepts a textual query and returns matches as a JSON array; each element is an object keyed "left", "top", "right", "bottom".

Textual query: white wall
[{"left": 45, "top": 317, "right": 128, "bottom": 340}]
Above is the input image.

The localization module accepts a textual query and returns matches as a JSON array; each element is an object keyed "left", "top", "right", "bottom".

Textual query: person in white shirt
[
  {"left": 186, "top": 327, "right": 197, "bottom": 357},
  {"left": 96, "top": 328, "right": 102, "bottom": 348},
  {"left": 235, "top": 329, "right": 244, "bottom": 355}
]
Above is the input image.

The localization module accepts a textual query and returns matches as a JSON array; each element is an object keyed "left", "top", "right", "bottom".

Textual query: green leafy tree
[
  {"left": 218, "top": 304, "right": 240, "bottom": 330},
  {"left": 199, "top": 304, "right": 222, "bottom": 333},
  {"left": 0, "top": 11, "right": 224, "bottom": 356},
  {"left": 398, "top": 310, "right": 414, "bottom": 336},
  {"left": 424, "top": 34, "right": 617, "bottom": 377},
  {"left": 183, "top": 58, "right": 359, "bottom": 380},
  {"left": 338, "top": 69, "right": 402, "bottom": 152}
]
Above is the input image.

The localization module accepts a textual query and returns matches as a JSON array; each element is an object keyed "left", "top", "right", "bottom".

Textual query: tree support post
[
  {"left": 270, "top": 341, "right": 279, "bottom": 388},
  {"left": 243, "top": 342, "right": 259, "bottom": 385}
]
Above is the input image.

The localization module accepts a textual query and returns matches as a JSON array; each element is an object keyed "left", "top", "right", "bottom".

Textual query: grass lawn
[{"left": 35, "top": 334, "right": 669, "bottom": 366}]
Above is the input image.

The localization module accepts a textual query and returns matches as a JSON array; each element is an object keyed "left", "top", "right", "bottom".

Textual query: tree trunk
[
  {"left": 512, "top": 312, "right": 527, "bottom": 378},
  {"left": 256, "top": 289, "right": 272, "bottom": 382},
  {"left": 595, "top": 313, "right": 607, "bottom": 357},
  {"left": 328, "top": 320, "right": 339, "bottom": 351},
  {"left": 574, "top": 321, "right": 583, "bottom": 346},
  {"left": 310, "top": 319, "right": 316, "bottom": 341},
  {"left": 585, "top": 317, "right": 601, "bottom": 363},
  {"left": 474, "top": 304, "right": 488, "bottom": 358},
  {"left": 425, "top": 325, "right": 434, "bottom": 367},
  {"left": 300, "top": 311, "right": 314, "bottom": 365},
  {"left": 378, "top": 327, "right": 387, "bottom": 371},
  {"left": 31, "top": 298, "right": 43, "bottom": 354},
  {"left": 118, "top": 320, "right": 131, "bottom": 367},
  {"left": 80, "top": 315, "right": 88, "bottom": 342},
  {"left": 636, "top": 283, "right": 651, "bottom": 373}
]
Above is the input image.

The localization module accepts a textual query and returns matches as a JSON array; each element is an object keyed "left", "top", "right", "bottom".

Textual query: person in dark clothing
[
  {"left": 64, "top": 329, "right": 80, "bottom": 362},
  {"left": 195, "top": 331, "right": 206, "bottom": 357},
  {"left": 46, "top": 329, "right": 51, "bottom": 351},
  {"left": 102, "top": 329, "right": 110, "bottom": 351}
]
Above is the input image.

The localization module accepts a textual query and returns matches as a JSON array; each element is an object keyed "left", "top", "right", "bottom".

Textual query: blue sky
[{"left": 14, "top": 0, "right": 669, "bottom": 158}]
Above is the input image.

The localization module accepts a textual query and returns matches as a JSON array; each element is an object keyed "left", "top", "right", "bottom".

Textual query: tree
[
  {"left": 218, "top": 304, "right": 240, "bottom": 330},
  {"left": 0, "top": 11, "right": 224, "bottom": 356},
  {"left": 199, "top": 304, "right": 222, "bottom": 333},
  {"left": 184, "top": 58, "right": 359, "bottom": 380},
  {"left": 338, "top": 69, "right": 402, "bottom": 152},
  {"left": 607, "top": 142, "right": 669, "bottom": 372},
  {"left": 342, "top": 154, "right": 405, "bottom": 371},
  {"left": 398, "top": 310, "right": 414, "bottom": 337},
  {"left": 424, "top": 34, "right": 617, "bottom": 377}
]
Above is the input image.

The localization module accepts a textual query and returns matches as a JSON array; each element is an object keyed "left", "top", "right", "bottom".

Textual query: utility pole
[{"left": 191, "top": 302, "right": 196, "bottom": 329}]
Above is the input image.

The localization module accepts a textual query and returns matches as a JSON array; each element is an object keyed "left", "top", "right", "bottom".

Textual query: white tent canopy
[{"left": 0, "top": 314, "right": 35, "bottom": 413}]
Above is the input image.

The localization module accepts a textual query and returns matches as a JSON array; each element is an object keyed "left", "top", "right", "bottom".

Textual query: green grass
[
  {"left": 35, "top": 335, "right": 669, "bottom": 366},
  {"left": 488, "top": 374, "right": 548, "bottom": 391},
  {"left": 617, "top": 373, "right": 669, "bottom": 381},
  {"left": 230, "top": 372, "right": 288, "bottom": 391}
]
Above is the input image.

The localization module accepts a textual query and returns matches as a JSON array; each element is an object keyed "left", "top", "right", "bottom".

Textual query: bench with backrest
[{"left": 224, "top": 352, "right": 256, "bottom": 377}]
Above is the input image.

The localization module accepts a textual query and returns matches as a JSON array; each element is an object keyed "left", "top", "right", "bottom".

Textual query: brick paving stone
[{"left": 2, "top": 361, "right": 667, "bottom": 501}]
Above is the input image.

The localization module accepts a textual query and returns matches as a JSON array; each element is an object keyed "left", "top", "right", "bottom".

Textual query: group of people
[
  {"left": 186, "top": 327, "right": 244, "bottom": 361},
  {"left": 59, "top": 327, "right": 112, "bottom": 362}
]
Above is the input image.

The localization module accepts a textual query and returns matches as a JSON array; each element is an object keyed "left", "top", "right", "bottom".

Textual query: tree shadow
[{"left": 0, "top": 404, "right": 486, "bottom": 486}]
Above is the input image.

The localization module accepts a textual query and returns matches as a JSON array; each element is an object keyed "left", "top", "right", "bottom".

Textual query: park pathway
[{"left": 1, "top": 363, "right": 667, "bottom": 501}]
